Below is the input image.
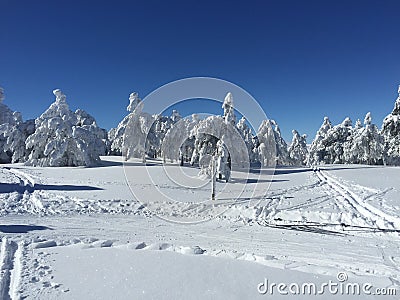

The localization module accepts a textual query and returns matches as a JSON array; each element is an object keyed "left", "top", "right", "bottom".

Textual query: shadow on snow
[
  {"left": 0, "top": 182, "right": 103, "bottom": 194},
  {"left": 0, "top": 224, "right": 52, "bottom": 233}
]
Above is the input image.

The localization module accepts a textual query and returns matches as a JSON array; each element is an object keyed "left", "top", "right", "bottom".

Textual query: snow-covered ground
[{"left": 0, "top": 156, "right": 399, "bottom": 299}]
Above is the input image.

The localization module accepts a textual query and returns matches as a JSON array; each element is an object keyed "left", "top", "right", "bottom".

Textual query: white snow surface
[{"left": 0, "top": 156, "right": 399, "bottom": 299}]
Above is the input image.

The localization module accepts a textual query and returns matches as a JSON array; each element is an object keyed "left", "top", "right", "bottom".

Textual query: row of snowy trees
[
  {"left": 0, "top": 85, "right": 399, "bottom": 167},
  {"left": 109, "top": 85, "right": 400, "bottom": 168},
  {"left": 308, "top": 86, "right": 400, "bottom": 166},
  {"left": 0, "top": 88, "right": 108, "bottom": 166}
]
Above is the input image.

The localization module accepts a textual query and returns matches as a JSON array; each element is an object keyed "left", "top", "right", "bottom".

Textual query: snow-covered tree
[
  {"left": 189, "top": 93, "right": 249, "bottom": 170},
  {"left": 161, "top": 114, "right": 198, "bottom": 163},
  {"left": 25, "top": 89, "right": 106, "bottom": 166},
  {"left": 171, "top": 109, "right": 181, "bottom": 123},
  {"left": 236, "top": 117, "right": 258, "bottom": 163},
  {"left": 222, "top": 92, "right": 236, "bottom": 126},
  {"left": 288, "top": 130, "right": 308, "bottom": 166},
  {"left": 0, "top": 87, "right": 35, "bottom": 163},
  {"left": 256, "top": 120, "right": 277, "bottom": 167},
  {"left": 110, "top": 93, "right": 184, "bottom": 159},
  {"left": 190, "top": 116, "right": 225, "bottom": 166},
  {"left": 147, "top": 113, "right": 176, "bottom": 159},
  {"left": 216, "top": 136, "right": 231, "bottom": 181},
  {"left": 0, "top": 87, "right": 22, "bottom": 126},
  {"left": 75, "top": 109, "right": 109, "bottom": 157},
  {"left": 109, "top": 92, "right": 142, "bottom": 155},
  {"left": 354, "top": 118, "right": 363, "bottom": 130},
  {"left": 257, "top": 119, "right": 290, "bottom": 166},
  {"left": 271, "top": 120, "right": 291, "bottom": 165},
  {"left": 308, "top": 117, "right": 332, "bottom": 165},
  {"left": 343, "top": 112, "right": 384, "bottom": 165},
  {"left": 0, "top": 120, "right": 35, "bottom": 163},
  {"left": 381, "top": 86, "right": 400, "bottom": 165},
  {"left": 122, "top": 100, "right": 153, "bottom": 162},
  {"left": 322, "top": 117, "right": 353, "bottom": 164}
]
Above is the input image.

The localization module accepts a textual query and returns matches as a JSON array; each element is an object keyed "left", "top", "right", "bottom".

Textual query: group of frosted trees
[
  {"left": 0, "top": 88, "right": 108, "bottom": 166},
  {"left": 308, "top": 87, "right": 400, "bottom": 166},
  {"left": 0, "top": 85, "right": 400, "bottom": 168}
]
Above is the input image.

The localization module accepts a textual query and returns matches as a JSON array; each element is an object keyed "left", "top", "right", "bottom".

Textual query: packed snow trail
[
  {"left": 3, "top": 168, "right": 35, "bottom": 188},
  {"left": 314, "top": 167, "right": 400, "bottom": 230},
  {"left": 0, "top": 238, "right": 19, "bottom": 300},
  {"left": 9, "top": 241, "right": 23, "bottom": 300}
]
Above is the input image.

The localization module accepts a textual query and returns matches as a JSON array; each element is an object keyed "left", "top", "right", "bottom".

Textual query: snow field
[{"left": 0, "top": 156, "right": 398, "bottom": 298}]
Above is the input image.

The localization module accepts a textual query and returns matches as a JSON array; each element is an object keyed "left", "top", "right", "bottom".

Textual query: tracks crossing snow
[
  {"left": 2, "top": 167, "right": 35, "bottom": 188},
  {"left": 0, "top": 238, "right": 21, "bottom": 300},
  {"left": 314, "top": 168, "right": 400, "bottom": 230}
]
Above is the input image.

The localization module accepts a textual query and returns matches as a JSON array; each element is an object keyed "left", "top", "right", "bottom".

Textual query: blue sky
[{"left": 1, "top": 0, "right": 399, "bottom": 141}]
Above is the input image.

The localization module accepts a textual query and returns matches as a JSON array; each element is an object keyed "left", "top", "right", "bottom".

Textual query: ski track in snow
[
  {"left": 0, "top": 238, "right": 19, "bottom": 300},
  {"left": 3, "top": 168, "right": 35, "bottom": 188},
  {"left": 314, "top": 167, "right": 400, "bottom": 230}
]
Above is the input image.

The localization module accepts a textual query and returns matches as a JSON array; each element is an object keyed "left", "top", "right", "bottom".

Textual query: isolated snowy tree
[
  {"left": 288, "top": 130, "right": 308, "bottom": 166},
  {"left": 381, "top": 86, "right": 400, "bottom": 165},
  {"left": 343, "top": 112, "right": 384, "bottom": 165},
  {"left": 308, "top": 117, "right": 332, "bottom": 165},
  {"left": 25, "top": 89, "right": 105, "bottom": 166}
]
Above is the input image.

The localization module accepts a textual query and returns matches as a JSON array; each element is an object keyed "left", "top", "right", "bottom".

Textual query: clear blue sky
[{"left": 1, "top": 0, "right": 399, "bottom": 141}]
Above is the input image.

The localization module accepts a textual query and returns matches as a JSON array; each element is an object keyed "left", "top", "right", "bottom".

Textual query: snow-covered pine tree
[
  {"left": 271, "top": 120, "right": 291, "bottom": 165},
  {"left": 236, "top": 117, "right": 258, "bottom": 164},
  {"left": 109, "top": 92, "right": 142, "bottom": 155},
  {"left": 288, "top": 130, "right": 308, "bottom": 166},
  {"left": 308, "top": 117, "right": 332, "bottom": 165},
  {"left": 161, "top": 114, "right": 198, "bottom": 163},
  {"left": 25, "top": 89, "right": 106, "bottom": 166},
  {"left": 344, "top": 112, "right": 384, "bottom": 165},
  {"left": 321, "top": 117, "right": 353, "bottom": 164},
  {"left": 381, "top": 86, "right": 400, "bottom": 165},
  {"left": 256, "top": 120, "right": 277, "bottom": 167},
  {"left": 147, "top": 113, "right": 176, "bottom": 159},
  {"left": 190, "top": 116, "right": 225, "bottom": 166},
  {"left": 122, "top": 99, "right": 153, "bottom": 162},
  {"left": 257, "top": 119, "right": 290, "bottom": 166},
  {"left": 75, "top": 109, "right": 109, "bottom": 157},
  {"left": 190, "top": 93, "right": 249, "bottom": 172},
  {"left": 0, "top": 87, "right": 35, "bottom": 163},
  {"left": 222, "top": 92, "right": 236, "bottom": 126}
]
